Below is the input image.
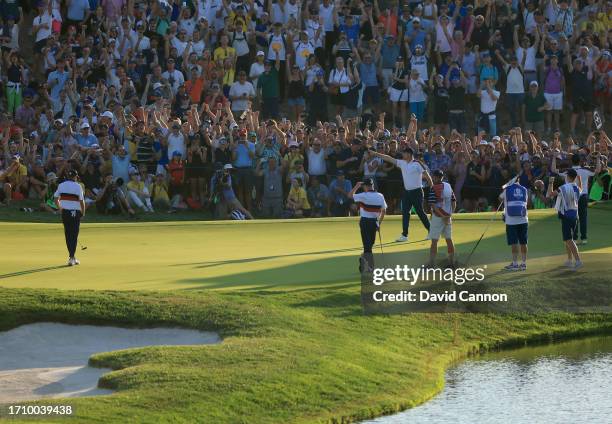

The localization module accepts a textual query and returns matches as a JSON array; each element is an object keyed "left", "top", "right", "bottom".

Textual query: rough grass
[{"left": 0, "top": 288, "right": 611, "bottom": 423}]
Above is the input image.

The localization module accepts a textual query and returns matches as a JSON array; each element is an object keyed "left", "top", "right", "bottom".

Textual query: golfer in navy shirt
[{"left": 350, "top": 178, "right": 387, "bottom": 273}]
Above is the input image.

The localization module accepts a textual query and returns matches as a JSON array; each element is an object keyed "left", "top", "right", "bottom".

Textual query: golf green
[
  {"left": 0, "top": 205, "right": 611, "bottom": 423},
  {"left": 2, "top": 206, "right": 610, "bottom": 291}
]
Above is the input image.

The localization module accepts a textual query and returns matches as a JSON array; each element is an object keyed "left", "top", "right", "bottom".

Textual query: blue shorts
[
  {"left": 506, "top": 223, "right": 528, "bottom": 245},
  {"left": 561, "top": 216, "right": 578, "bottom": 241},
  {"left": 287, "top": 97, "right": 305, "bottom": 107}
]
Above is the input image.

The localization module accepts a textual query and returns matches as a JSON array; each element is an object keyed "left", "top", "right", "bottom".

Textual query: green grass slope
[{"left": 0, "top": 204, "right": 611, "bottom": 423}]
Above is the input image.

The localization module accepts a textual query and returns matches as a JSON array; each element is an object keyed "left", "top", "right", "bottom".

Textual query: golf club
[
  {"left": 464, "top": 200, "right": 504, "bottom": 266},
  {"left": 80, "top": 244, "right": 87, "bottom": 251},
  {"left": 377, "top": 228, "right": 384, "bottom": 256}
]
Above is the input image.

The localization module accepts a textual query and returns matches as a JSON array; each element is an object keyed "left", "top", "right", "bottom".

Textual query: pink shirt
[{"left": 103, "top": 0, "right": 125, "bottom": 20}]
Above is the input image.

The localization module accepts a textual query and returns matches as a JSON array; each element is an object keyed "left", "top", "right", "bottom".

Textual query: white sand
[{"left": 0, "top": 323, "right": 220, "bottom": 403}]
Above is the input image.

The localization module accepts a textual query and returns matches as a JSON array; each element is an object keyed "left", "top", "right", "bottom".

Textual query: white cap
[
  {"left": 223, "top": 163, "right": 233, "bottom": 170},
  {"left": 492, "top": 136, "right": 501, "bottom": 142},
  {"left": 101, "top": 111, "right": 114, "bottom": 119},
  {"left": 229, "top": 122, "right": 239, "bottom": 130},
  {"left": 479, "top": 140, "right": 488, "bottom": 145},
  {"left": 529, "top": 80, "right": 539, "bottom": 87},
  {"left": 288, "top": 140, "right": 299, "bottom": 148},
  {"left": 80, "top": 122, "right": 90, "bottom": 129},
  {"left": 256, "top": 50, "right": 265, "bottom": 56},
  {"left": 153, "top": 82, "right": 163, "bottom": 90}
]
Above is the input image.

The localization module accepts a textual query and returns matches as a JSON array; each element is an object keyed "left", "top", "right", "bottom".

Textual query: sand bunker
[{"left": 0, "top": 322, "right": 220, "bottom": 403}]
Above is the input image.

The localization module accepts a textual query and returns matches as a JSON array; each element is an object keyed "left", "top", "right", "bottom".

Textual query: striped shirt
[
  {"left": 54, "top": 180, "right": 84, "bottom": 211},
  {"left": 353, "top": 191, "right": 387, "bottom": 219},
  {"left": 428, "top": 182, "right": 455, "bottom": 217}
]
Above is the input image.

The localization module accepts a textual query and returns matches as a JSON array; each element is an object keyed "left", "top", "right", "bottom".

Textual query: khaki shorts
[{"left": 428, "top": 215, "right": 452, "bottom": 240}]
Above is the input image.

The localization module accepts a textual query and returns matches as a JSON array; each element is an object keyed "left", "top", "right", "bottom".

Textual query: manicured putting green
[{"left": 2, "top": 206, "right": 611, "bottom": 291}]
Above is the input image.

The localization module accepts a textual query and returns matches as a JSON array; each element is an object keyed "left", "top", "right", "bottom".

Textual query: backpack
[{"left": 268, "top": 33, "right": 287, "bottom": 52}]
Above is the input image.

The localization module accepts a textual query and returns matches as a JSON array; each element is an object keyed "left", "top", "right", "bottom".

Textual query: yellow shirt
[
  {"left": 127, "top": 180, "right": 145, "bottom": 193},
  {"left": 150, "top": 181, "right": 169, "bottom": 202},
  {"left": 214, "top": 46, "right": 236, "bottom": 63},
  {"left": 596, "top": 12, "right": 610, "bottom": 34},
  {"left": 6, "top": 163, "right": 27, "bottom": 182},
  {"left": 283, "top": 153, "right": 304, "bottom": 174},
  {"left": 288, "top": 187, "right": 310, "bottom": 210},
  {"left": 229, "top": 13, "right": 251, "bottom": 32},
  {"left": 580, "top": 19, "right": 605, "bottom": 34},
  {"left": 222, "top": 68, "right": 235, "bottom": 87}
]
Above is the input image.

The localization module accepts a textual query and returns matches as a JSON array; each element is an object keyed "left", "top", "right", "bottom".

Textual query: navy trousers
[
  {"left": 62, "top": 209, "right": 82, "bottom": 257},
  {"left": 360, "top": 217, "right": 378, "bottom": 254},
  {"left": 401, "top": 188, "right": 430, "bottom": 237}
]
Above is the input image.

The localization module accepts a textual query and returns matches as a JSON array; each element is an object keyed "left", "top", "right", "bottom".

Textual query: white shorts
[
  {"left": 388, "top": 87, "right": 408, "bottom": 102},
  {"left": 428, "top": 215, "right": 452, "bottom": 240},
  {"left": 544, "top": 92, "right": 563, "bottom": 110}
]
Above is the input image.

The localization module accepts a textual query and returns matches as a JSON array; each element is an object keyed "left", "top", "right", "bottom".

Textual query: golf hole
[{"left": 0, "top": 323, "right": 221, "bottom": 403}]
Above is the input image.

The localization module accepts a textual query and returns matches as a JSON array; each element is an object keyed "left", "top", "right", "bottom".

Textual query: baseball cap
[
  {"left": 223, "top": 163, "right": 233, "bottom": 170},
  {"left": 336, "top": 170, "right": 345, "bottom": 176},
  {"left": 101, "top": 111, "right": 114, "bottom": 119},
  {"left": 172, "top": 150, "right": 182, "bottom": 157},
  {"left": 529, "top": 81, "right": 539, "bottom": 87},
  {"left": 80, "top": 122, "right": 90, "bottom": 129},
  {"left": 46, "top": 172, "right": 58, "bottom": 181},
  {"left": 256, "top": 50, "right": 265, "bottom": 56},
  {"left": 153, "top": 82, "right": 163, "bottom": 90},
  {"left": 432, "top": 169, "right": 444, "bottom": 178},
  {"left": 412, "top": 17, "right": 421, "bottom": 23},
  {"left": 362, "top": 177, "right": 375, "bottom": 187},
  {"left": 479, "top": 140, "right": 488, "bottom": 145}
]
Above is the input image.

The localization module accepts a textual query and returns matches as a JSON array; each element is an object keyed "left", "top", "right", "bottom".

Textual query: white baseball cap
[
  {"left": 80, "top": 122, "right": 90, "bottom": 129},
  {"left": 256, "top": 50, "right": 265, "bottom": 56},
  {"left": 101, "top": 111, "right": 114, "bottom": 119}
]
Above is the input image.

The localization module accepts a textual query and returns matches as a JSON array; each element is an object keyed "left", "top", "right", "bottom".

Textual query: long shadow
[
  {"left": 170, "top": 211, "right": 611, "bottom": 294},
  {"left": 0, "top": 265, "right": 69, "bottom": 280},
  {"left": 170, "top": 239, "right": 427, "bottom": 270}
]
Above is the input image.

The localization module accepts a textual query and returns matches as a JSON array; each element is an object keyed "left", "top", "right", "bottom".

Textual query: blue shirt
[
  {"left": 381, "top": 43, "right": 400, "bottom": 69},
  {"left": 338, "top": 23, "right": 360, "bottom": 43},
  {"left": 67, "top": 0, "right": 90, "bottom": 21},
  {"left": 359, "top": 62, "right": 378, "bottom": 87},
  {"left": 153, "top": 141, "right": 169, "bottom": 166},
  {"left": 76, "top": 133, "right": 97, "bottom": 148},
  {"left": 112, "top": 154, "right": 131, "bottom": 182},
  {"left": 233, "top": 141, "right": 255, "bottom": 168},
  {"left": 47, "top": 70, "right": 70, "bottom": 100},
  {"left": 329, "top": 178, "right": 352, "bottom": 204}
]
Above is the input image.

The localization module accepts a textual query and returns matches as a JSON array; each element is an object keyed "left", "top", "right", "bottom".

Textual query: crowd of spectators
[{"left": 0, "top": 0, "right": 610, "bottom": 219}]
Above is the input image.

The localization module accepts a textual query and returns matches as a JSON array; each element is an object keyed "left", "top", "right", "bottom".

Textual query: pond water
[
  {"left": 363, "top": 336, "right": 612, "bottom": 424},
  {"left": 0, "top": 322, "right": 220, "bottom": 403}
]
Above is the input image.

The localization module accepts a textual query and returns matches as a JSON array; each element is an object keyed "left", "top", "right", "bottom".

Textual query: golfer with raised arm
[
  {"left": 349, "top": 178, "right": 387, "bottom": 273},
  {"left": 54, "top": 170, "right": 86, "bottom": 266},
  {"left": 372, "top": 147, "right": 432, "bottom": 242}
]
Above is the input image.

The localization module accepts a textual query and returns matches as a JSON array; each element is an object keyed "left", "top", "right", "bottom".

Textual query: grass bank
[
  {"left": 0, "top": 287, "right": 611, "bottom": 423},
  {"left": 1, "top": 204, "right": 611, "bottom": 422}
]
